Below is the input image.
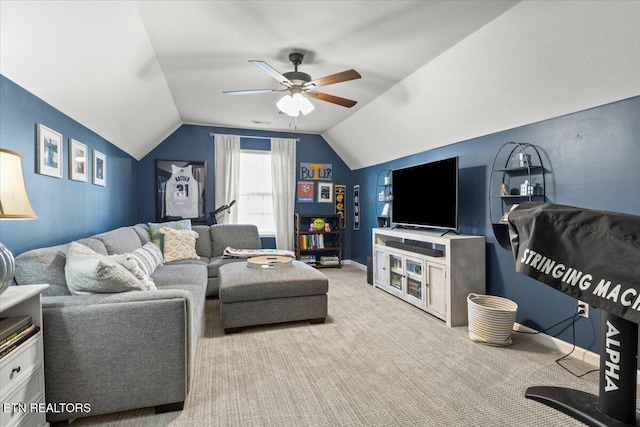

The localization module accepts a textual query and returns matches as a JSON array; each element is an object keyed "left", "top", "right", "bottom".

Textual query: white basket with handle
[{"left": 467, "top": 293, "right": 518, "bottom": 346}]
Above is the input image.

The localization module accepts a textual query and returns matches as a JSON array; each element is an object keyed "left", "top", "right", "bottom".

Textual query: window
[{"left": 238, "top": 149, "right": 275, "bottom": 235}]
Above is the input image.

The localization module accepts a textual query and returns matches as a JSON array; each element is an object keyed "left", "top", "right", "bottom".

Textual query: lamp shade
[{"left": 0, "top": 148, "right": 37, "bottom": 219}]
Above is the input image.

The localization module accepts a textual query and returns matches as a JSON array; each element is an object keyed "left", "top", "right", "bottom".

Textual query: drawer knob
[{"left": 10, "top": 366, "right": 21, "bottom": 377}]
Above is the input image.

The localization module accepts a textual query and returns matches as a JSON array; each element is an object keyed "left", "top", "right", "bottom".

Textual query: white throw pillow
[
  {"left": 159, "top": 227, "right": 200, "bottom": 263},
  {"left": 65, "top": 242, "right": 148, "bottom": 295}
]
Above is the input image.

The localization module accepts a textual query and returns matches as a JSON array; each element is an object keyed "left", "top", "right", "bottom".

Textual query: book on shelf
[
  {"left": 300, "top": 234, "right": 327, "bottom": 250},
  {"left": 0, "top": 315, "right": 32, "bottom": 342},
  {"left": 299, "top": 255, "right": 317, "bottom": 264},
  {"left": 319, "top": 256, "right": 340, "bottom": 266},
  {"left": 0, "top": 324, "right": 40, "bottom": 359}
]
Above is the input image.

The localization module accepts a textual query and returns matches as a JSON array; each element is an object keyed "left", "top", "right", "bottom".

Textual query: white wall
[{"left": 324, "top": 1, "right": 640, "bottom": 170}]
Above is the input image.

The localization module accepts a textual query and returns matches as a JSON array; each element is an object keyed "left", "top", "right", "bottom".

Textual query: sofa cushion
[
  {"left": 131, "top": 223, "right": 152, "bottom": 245},
  {"left": 210, "top": 224, "right": 260, "bottom": 257},
  {"left": 15, "top": 244, "right": 72, "bottom": 296},
  {"left": 92, "top": 227, "right": 143, "bottom": 255},
  {"left": 76, "top": 238, "right": 108, "bottom": 256},
  {"left": 151, "top": 263, "right": 208, "bottom": 289},
  {"left": 218, "top": 261, "right": 328, "bottom": 303},
  {"left": 129, "top": 242, "right": 164, "bottom": 276},
  {"left": 207, "top": 256, "right": 244, "bottom": 278},
  {"left": 159, "top": 227, "right": 200, "bottom": 263},
  {"left": 149, "top": 219, "right": 192, "bottom": 252},
  {"left": 65, "top": 242, "right": 148, "bottom": 295},
  {"left": 192, "top": 225, "right": 212, "bottom": 258}
]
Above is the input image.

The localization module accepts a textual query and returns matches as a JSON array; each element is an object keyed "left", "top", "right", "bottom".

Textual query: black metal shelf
[{"left": 489, "top": 142, "right": 546, "bottom": 250}]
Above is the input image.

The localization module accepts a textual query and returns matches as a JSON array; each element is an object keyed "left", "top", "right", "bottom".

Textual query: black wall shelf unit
[
  {"left": 489, "top": 142, "right": 546, "bottom": 249},
  {"left": 376, "top": 169, "right": 392, "bottom": 228}
]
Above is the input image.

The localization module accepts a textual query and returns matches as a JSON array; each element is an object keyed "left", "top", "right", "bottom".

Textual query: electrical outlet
[{"left": 577, "top": 301, "right": 589, "bottom": 318}]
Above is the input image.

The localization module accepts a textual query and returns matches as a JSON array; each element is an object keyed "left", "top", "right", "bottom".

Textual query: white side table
[{"left": 0, "top": 284, "right": 49, "bottom": 427}]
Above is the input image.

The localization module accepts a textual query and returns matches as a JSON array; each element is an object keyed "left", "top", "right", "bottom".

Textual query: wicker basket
[{"left": 467, "top": 293, "right": 518, "bottom": 346}]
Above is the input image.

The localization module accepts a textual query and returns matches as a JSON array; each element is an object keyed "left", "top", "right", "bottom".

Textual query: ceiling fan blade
[
  {"left": 249, "top": 60, "right": 293, "bottom": 86},
  {"left": 223, "top": 89, "right": 283, "bottom": 95},
  {"left": 305, "top": 69, "right": 361, "bottom": 88},
  {"left": 306, "top": 91, "right": 358, "bottom": 108}
]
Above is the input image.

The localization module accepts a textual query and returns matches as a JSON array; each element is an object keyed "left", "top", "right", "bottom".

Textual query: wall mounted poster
[
  {"left": 299, "top": 163, "right": 332, "bottom": 180},
  {"left": 297, "top": 181, "right": 314, "bottom": 203},
  {"left": 335, "top": 184, "right": 346, "bottom": 228},
  {"left": 353, "top": 185, "right": 360, "bottom": 230}
]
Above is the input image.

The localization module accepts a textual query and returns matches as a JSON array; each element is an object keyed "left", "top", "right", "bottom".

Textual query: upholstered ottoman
[{"left": 218, "top": 260, "right": 328, "bottom": 333}]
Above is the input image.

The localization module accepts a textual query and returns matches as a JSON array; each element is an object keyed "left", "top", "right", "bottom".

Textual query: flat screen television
[{"left": 391, "top": 156, "right": 458, "bottom": 230}]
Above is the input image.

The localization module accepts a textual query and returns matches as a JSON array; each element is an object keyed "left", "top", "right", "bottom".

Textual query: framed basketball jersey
[{"left": 165, "top": 164, "right": 200, "bottom": 218}]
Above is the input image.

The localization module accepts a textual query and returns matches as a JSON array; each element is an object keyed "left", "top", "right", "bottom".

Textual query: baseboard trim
[
  {"left": 514, "top": 322, "right": 640, "bottom": 384},
  {"left": 346, "top": 260, "right": 366, "bottom": 270}
]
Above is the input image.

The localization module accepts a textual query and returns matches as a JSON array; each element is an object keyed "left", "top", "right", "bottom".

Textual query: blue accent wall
[
  {"left": 351, "top": 95, "right": 640, "bottom": 356},
  {"left": 136, "top": 125, "right": 353, "bottom": 253},
  {"left": 0, "top": 75, "right": 139, "bottom": 256},
  {"left": 4, "top": 71, "right": 638, "bottom": 359}
]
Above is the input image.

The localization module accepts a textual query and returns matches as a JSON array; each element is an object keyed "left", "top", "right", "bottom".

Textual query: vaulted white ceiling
[{"left": 1, "top": 1, "right": 639, "bottom": 169}]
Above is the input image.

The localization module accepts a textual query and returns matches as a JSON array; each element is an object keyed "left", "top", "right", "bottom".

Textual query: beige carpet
[{"left": 72, "top": 265, "right": 621, "bottom": 426}]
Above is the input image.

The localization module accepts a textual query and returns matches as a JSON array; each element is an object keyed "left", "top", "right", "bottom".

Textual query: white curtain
[
  {"left": 270, "top": 138, "right": 296, "bottom": 250},
  {"left": 214, "top": 134, "right": 240, "bottom": 224}
]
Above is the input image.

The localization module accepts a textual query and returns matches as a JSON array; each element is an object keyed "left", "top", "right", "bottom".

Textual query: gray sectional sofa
[{"left": 13, "top": 223, "right": 260, "bottom": 423}]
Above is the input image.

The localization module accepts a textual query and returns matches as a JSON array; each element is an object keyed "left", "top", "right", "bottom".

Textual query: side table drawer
[
  {"left": 0, "top": 369, "right": 44, "bottom": 427},
  {"left": 0, "top": 334, "right": 42, "bottom": 398},
  {"left": 1, "top": 398, "right": 46, "bottom": 427}
]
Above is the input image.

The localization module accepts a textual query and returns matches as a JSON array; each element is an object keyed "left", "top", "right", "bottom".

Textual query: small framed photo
[
  {"left": 317, "top": 182, "right": 333, "bottom": 203},
  {"left": 69, "top": 139, "right": 88, "bottom": 182},
  {"left": 37, "top": 124, "right": 63, "bottom": 178},
  {"left": 92, "top": 150, "right": 106, "bottom": 186}
]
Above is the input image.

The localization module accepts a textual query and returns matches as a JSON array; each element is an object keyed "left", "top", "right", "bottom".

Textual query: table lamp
[{"left": 0, "top": 148, "right": 37, "bottom": 294}]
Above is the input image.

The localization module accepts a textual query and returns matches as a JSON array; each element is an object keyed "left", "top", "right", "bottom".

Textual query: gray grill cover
[{"left": 508, "top": 202, "right": 640, "bottom": 324}]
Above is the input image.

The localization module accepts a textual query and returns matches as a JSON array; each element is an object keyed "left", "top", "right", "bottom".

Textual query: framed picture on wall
[
  {"left": 155, "top": 159, "right": 207, "bottom": 224},
  {"left": 36, "top": 123, "right": 63, "bottom": 178},
  {"left": 297, "top": 181, "right": 315, "bottom": 203},
  {"left": 69, "top": 139, "right": 88, "bottom": 182},
  {"left": 92, "top": 150, "right": 106, "bottom": 186},
  {"left": 317, "top": 182, "right": 333, "bottom": 203}
]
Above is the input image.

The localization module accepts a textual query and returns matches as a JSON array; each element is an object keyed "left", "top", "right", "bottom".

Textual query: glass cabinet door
[
  {"left": 388, "top": 253, "right": 403, "bottom": 292},
  {"left": 405, "top": 258, "right": 424, "bottom": 304}
]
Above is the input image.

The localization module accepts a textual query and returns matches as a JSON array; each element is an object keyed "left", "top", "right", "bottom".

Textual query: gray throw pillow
[{"left": 65, "top": 242, "right": 148, "bottom": 295}]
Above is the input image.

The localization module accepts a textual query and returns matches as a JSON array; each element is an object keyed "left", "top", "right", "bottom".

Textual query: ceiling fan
[{"left": 223, "top": 52, "right": 361, "bottom": 117}]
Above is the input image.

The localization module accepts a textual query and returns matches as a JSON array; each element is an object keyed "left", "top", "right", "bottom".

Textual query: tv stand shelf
[{"left": 372, "top": 228, "right": 485, "bottom": 327}]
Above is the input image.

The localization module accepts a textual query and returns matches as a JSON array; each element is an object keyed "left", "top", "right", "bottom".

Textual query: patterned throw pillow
[
  {"left": 129, "top": 242, "right": 164, "bottom": 276},
  {"left": 148, "top": 219, "right": 192, "bottom": 252},
  {"left": 159, "top": 227, "right": 200, "bottom": 263},
  {"left": 111, "top": 254, "right": 157, "bottom": 291}
]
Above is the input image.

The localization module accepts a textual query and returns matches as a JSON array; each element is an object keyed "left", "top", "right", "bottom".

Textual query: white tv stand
[{"left": 372, "top": 227, "right": 485, "bottom": 327}]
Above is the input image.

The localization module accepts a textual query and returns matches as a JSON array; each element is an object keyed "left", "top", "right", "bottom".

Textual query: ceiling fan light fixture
[
  {"left": 277, "top": 94, "right": 299, "bottom": 117},
  {"left": 294, "top": 93, "right": 315, "bottom": 116}
]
